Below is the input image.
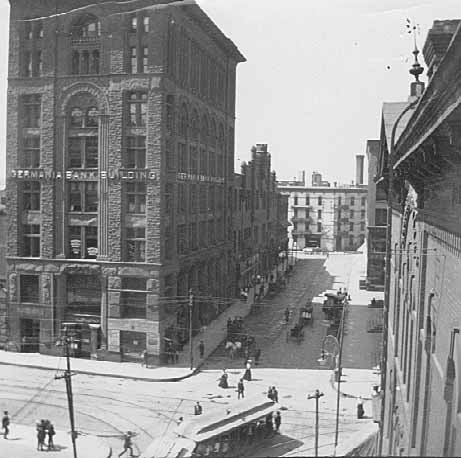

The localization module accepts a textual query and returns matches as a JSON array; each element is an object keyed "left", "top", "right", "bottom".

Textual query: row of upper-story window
[
  {"left": 19, "top": 14, "right": 231, "bottom": 114},
  {"left": 292, "top": 195, "right": 367, "bottom": 206},
  {"left": 167, "top": 22, "right": 228, "bottom": 110},
  {"left": 20, "top": 180, "right": 226, "bottom": 217}
]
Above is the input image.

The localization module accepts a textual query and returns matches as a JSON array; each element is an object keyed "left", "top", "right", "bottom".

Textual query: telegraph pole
[
  {"left": 308, "top": 389, "right": 324, "bottom": 457},
  {"left": 189, "top": 289, "right": 194, "bottom": 370},
  {"left": 55, "top": 335, "right": 78, "bottom": 458}
]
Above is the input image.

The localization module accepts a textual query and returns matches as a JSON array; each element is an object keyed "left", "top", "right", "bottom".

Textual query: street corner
[{"left": 0, "top": 424, "right": 110, "bottom": 458}]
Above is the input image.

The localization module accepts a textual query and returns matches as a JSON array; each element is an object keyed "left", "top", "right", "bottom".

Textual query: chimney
[
  {"left": 302, "top": 170, "right": 306, "bottom": 186},
  {"left": 355, "top": 155, "right": 364, "bottom": 185}
]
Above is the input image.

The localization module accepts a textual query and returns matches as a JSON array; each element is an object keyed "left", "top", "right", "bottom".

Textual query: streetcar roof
[{"left": 140, "top": 396, "right": 277, "bottom": 458}]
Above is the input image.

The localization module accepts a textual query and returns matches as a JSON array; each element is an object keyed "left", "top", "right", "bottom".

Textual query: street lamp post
[
  {"left": 307, "top": 389, "right": 324, "bottom": 457},
  {"left": 189, "top": 289, "right": 194, "bottom": 371},
  {"left": 318, "top": 298, "right": 347, "bottom": 454}
]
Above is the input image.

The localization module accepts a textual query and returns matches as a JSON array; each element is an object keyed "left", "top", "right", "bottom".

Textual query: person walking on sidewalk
[
  {"left": 119, "top": 431, "right": 136, "bottom": 457},
  {"left": 36, "top": 419, "right": 46, "bottom": 451},
  {"left": 243, "top": 359, "right": 252, "bottom": 381},
  {"left": 141, "top": 349, "right": 149, "bottom": 368},
  {"left": 237, "top": 378, "right": 245, "bottom": 399},
  {"left": 199, "top": 340, "right": 205, "bottom": 359},
  {"left": 274, "top": 411, "right": 281, "bottom": 432},
  {"left": 47, "top": 423, "right": 56, "bottom": 450},
  {"left": 2, "top": 411, "right": 9, "bottom": 439},
  {"left": 272, "top": 386, "right": 279, "bottom": 403},
  {"left": 194, "top": 402, "right": 203, "bottom": 416}
]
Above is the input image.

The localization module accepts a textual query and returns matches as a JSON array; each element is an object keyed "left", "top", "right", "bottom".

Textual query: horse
[{"left": 225, "top": 341, "right": 242, "bottom": 359}]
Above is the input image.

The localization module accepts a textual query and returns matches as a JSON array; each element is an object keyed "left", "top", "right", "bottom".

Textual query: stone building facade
[
  {"left": 5, "top": 0, "right": 244, "bottom": 362},
  {"left": 378, "top": 20, "right": 461, "bottom": 457},
  {"left": 233, "top": 144, "right": 289, "bottom": 291},
  {"left": 278, "top": 172, "right": 367, "bottom": 252},
  {"left": 366, "top": 139, "right": 386, "bottom": 290}
]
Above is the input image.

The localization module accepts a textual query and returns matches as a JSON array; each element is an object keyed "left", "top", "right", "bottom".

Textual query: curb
[
  {"left": 328, "top": 372, "right": 372, "bottom": 401},
  {"left": 0, "top": 359, "right": 203, "bottom": 383}
]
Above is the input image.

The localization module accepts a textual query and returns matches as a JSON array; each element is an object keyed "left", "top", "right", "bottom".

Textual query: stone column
[
  {"left": 55, "top": 115, "right": 67, "bottom": 258},
  {"left": 98, "top": 114, "right": 110, "bottom": 260}
]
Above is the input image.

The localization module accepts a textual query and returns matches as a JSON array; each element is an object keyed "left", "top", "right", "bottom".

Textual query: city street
[
  {"left": 0, "top": 251, "right": 381, "bottom": 457},
  {"left": 0, "top": 364, "right": 377, "bottom": 458}
]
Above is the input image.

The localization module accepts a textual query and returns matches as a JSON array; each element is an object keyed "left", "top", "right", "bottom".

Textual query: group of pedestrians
[
  {"left": 36, "top": 419, "right": 56, "bottom": 451},
  {"left": 267, "top": 386, "right": 279, "bottom": 403}
]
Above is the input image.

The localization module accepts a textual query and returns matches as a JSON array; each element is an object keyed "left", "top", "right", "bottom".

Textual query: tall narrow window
[
  {"left": 22, "top": 95, "right": 41, "bottom": 128},
  {"left": 120, "top": 278, "right": 147, "bottom": 318},
  {"left": 126, "top": 183, "right": 146, "bottom": 213},
  {"left": 317, "top": 209, "right": 322, "bottom": 219},
  {"left": 166, "top": 95, "right": 174, "bottom": 134},
  {"left": 178, "top": 143, "right": 187, "bottom": 172},
  {"left": 23, "top": 181, "right": 40, "bottom": 210},
  {"left": 35, "top": 22, "right": 43, "bottom": 39},
  {"left": 20, "top": 274, "right": 40, "bottom": 301},
  {"left": 125, "top": 136, "right": 146, "bottom": 168},
  {"left": 130, "top": 15, "right": 137, "bottom": 32},
  {"left": 126, "top": 227, "right": 146, "bottom": 262},
  {"left": 127, "top": 91, "right": 147, "bottom": 127},
  {"left": 81, "top": 50, "right": 90, "bottom": 74},
  {"left": 34, "top": 50, "right": 42, "bottom": 76},
  {"left": 317, "top": 222, "right": 322, "bottom": 232},
  {"left": 129, "top": 47, "right": 137, "bottom": 74},
  {"left": 143, "top": 16, "right": 149, "bottom": 32},
  {"left": 141, "top": 46, "right": 148, "bottom": 73},
  {"left": 68, "top": 182, "right": 98, "bottom": 212},
  {"left": 69, "top": 226, "right": 98, "bottom": 259},
  {"left": 91, "top": 50, "right": 100, "bottom": 74},
  {"left": 85, "top": 107, "right": 98, "bottom": 127},
  {"left": 72, "top": 51, "right": 80, "bottom": 75},
  {"left": 22, "top": 225, "right": 40, "bottom": 257},
  {"left": 24, "top": 22, "right": 32, "bottom": 40},
  {"left": 68, "top": 137, "right": 98, "bottom": 168},
  {"left": 22, "top": 137, "right": 40, "bottom": 168}
]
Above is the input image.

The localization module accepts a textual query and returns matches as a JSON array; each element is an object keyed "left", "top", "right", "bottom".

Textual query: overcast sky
[{"left": 0, "top": 0, "right": 460, "bottom": 187}]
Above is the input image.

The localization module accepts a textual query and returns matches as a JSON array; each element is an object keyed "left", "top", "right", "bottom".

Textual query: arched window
[
  {"left": 210, "top": 119, "right": 217, "bottom": 147},
  {"left": 70, "top": 107, "right": 84, "bottom": 128},
  {"left": 179, "top": 104, "right": 188, "bottom": 138},
  {"left": 201, "top": 115, "right": 209, "bottom": 144},
  {"left": 218, "top": 124, "right": 225, "bottom": 151},
  {"left": 191, "top": 110, "right": 199, "bottom": 141},
  {"left": 86, "top": 107, "right": 99, "bottom": 127},
  {"left": 72, "top": 15, "right": 101, "bottom": 39}
]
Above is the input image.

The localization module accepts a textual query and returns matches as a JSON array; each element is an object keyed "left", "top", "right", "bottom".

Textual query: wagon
[
  {"left": 286, "top": 323, "right": 304, "bottom": 343},
  {"left": 299, "top": 302, "right": 314, "bottom": 325}
]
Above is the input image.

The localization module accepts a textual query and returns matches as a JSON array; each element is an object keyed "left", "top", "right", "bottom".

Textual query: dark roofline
[{"left": 180, "top": 1, "right": 246, "bottom": 63}]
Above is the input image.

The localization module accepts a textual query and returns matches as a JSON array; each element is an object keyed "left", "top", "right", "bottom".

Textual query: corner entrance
[{"left": 20, "top": 318, "right": 40, "bottom": 352}]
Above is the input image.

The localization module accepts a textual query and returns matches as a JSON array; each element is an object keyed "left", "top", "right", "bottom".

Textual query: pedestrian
[
  {"left": 177, "top": 417, "right": 184, "bottom": 425},
  {"left": 2, "top": 411, "right": 9, "bottom": 439},
  {"left": 47, "top": 423, "right": 55, "bottom": 450},
  {"left": 118, "top": 431, "right": 135, "bottom": 457},
  {"left": 274, "top": 411, "right": 281, "bottom": 432},
  {"left": 37, "top": 420, "right": 46, "bottom": 451},
  {"left": 194, "top": 402, "right": 203, "bottom": 416},
  {"left": 237, "top": 378, "right": 245, "bottom": 399},
  {"left": 141, "top": 349, "right": 148, "bottom": 368},
  {"left": 218, "top": 370, "right": 229, "bottom": 389},
  {"left": 199, "top": 340, "right": 205, "bottom": 359},
  {"left": 254, "top": 348, "right": 261, "bottom": 365},
  {"left": 272, "top": 386, "right": 279, "bottom": 403},
  {"left": 267, "top": 386, "right": 274, "bottom": 401},
  {"left": 284, "top": 307, "right": 290, "bottom": 323},
  {"left": 243, "top": 359, "right": 252, "bottom": 381},
  {"left": 357, "top": 397, "right": 365, "bottom": 419}
]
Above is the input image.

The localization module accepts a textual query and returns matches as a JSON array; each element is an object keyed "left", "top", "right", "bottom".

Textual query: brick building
[
  {"left": 278, "top": 160, "right": 368, "bottom": 252},
  {"left": 232, "top": 144, "right": 289, "bottom": 292},
  {"left": 5, "top": 0, "right": 244, "bottom": 362},
  {"left": 366, "top": 139, "right": 386, "bottom": 290},
  {"left": 377, "top": 20, "right": 461, "bottom": 456}
]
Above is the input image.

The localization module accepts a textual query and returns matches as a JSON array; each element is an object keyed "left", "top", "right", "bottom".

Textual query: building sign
[
  {"left": 176, "top": 172, "right": 224, "bottom": 184},
  {"left": 11, "top": 169, "right": 158, "bottom": 181}
]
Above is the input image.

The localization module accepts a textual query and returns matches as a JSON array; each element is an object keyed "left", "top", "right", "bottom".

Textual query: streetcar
[{"left": 140, "top": 396, "right": 279, "bottom": 458}]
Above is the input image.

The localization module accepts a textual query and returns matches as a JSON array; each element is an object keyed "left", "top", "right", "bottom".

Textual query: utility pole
[
  {"left": 189, "top": 289, "right": 194, "bottom": 370},
  {"left": 308, "top": 389, "right": 324, "bottom": 457},
  {"left": 55, "top": 334, "right": 78, "bottom": 458}
]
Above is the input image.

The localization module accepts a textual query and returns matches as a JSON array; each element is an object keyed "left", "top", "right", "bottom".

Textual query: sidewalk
[
  {"left": 0, "top": 292, "right": 257, "bottom": 382},
  {"left": 0, "top": 424, "right": 110, "bottom": 458}
]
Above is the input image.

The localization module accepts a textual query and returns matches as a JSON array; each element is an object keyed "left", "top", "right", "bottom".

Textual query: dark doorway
[
  {"left": 20, "top": 318, "right": 40, "bottom": 352},
  {"left": 120, "top": 330, "right": 146, "bottom": 361}
]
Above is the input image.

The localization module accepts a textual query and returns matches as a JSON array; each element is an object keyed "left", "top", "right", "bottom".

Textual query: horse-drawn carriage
[
  {"left": 287, "top": 323, "right": 304, "bottom": 343},
  {"left": 299, "top": 301, "right": 314, "bottom": 326}
]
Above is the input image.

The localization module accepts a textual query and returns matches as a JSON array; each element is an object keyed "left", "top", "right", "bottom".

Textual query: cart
[
  {"left": 286, "top": 323, "right": 304, "bottom": 344},
  {"left": 299, "top": 302, "right": 314, "bottom": 325}
]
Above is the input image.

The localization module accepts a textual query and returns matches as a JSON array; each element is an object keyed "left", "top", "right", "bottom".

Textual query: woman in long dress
[
  {"left": 218, "top": 369, "right": 229, "bottom": 388},
  {"left": 243, "top": 359, "right": 252, "bottom": 381}
]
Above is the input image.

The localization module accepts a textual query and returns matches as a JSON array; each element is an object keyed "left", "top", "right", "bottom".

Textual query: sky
[{"left": 0, "top": 0, "right": 460, "bottom": 186}]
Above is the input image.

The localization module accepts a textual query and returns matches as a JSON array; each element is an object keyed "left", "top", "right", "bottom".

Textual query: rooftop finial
[{"left": 406, "top": 18, "right": 424, "bottom": 82}]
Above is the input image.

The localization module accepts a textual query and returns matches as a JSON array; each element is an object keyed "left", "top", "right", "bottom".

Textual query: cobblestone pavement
[{"left": 202, "top": 257, "right": 337, "bottom": 370}]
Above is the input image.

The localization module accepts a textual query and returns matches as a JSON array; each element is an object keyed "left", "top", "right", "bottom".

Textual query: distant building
[
  {"left": 366, "top": 140, "right": 386, "bottom": 290},
  {"left": 233, "top": 144, "right": 289, "bottom": 290},
  {"left": 278, "top": 157, "right": 367, "bottom": 251}
]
